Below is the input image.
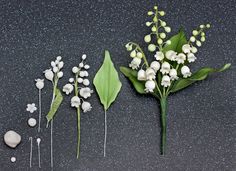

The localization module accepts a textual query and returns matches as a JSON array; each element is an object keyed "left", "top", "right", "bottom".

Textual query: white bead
[
  {"left": 72, "top": 67, "right": 79, "bottom": 73},
  {"left": 83, "top": 79, "right": 90, "bottom": 86},
  {"left": 28, "top": 118, "right": 37, "bottom": 127},
  {"left": 78, "top": 78, "right": 83, "bottom": 83},
  {"left": 69, "top": 78, "right": 74, "bottom": 83},
  {"left": 82, "top": 54, "right": 87, "bottom": 60},
  {"left": 11, "top": 157, "right": 16, "bottom": 163},
  {"left": 79, "top": 63, "right": 84, "bottom": 68}
]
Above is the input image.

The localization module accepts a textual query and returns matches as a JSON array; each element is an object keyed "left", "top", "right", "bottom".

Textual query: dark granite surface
[{"left": 0, "top": 0, "right": 235, "bottom": 170}]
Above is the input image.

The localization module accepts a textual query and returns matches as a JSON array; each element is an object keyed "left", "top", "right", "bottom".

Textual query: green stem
[
  {"left": 76, "top": 107, "right": 81, "bottom": 158},
  {"left": 160, "top": 96, "right": 167, "bottom": 155}
]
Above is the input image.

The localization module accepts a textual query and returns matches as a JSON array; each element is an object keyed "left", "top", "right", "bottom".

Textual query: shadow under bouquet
[{"left": 120, "top": 5, "right": 231, "bottom": 155}]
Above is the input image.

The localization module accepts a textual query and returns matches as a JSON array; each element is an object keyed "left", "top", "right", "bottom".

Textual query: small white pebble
[
  {"left": 11, "top": 157, "right": 16, "bottom": 163},
  {"left": 28, "top": 118, "right": 37, "bottom": 127}
]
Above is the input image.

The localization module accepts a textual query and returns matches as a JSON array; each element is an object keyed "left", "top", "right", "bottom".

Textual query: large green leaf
[
  {"left": 162, "top": 28, "right": 187, "bottom": 53},
  {"left": 93, "top": 50, "right": 122, "bottom": 110},
  {"left": 46, "top": 88, "right": 63, "bottom": 122},
  {"left": 170, "top": 63, "right": 231, "bottom": 93},
  {"left": 120, "top": 66, "right": 146, "bottom": 94}
]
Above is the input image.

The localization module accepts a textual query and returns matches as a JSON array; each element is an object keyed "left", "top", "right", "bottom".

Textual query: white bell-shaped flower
[
  {"left": 35, "top": 79, "right": 44, "bottom": 90},
  {"left": 160, "top": 62, "right": 170, "bottom": 74},
  {"left": 77, "top": 78, "right": 83, "bottom": 83},
  {"left": 150, "top": 61, "right": 160, "bottom": 72},
  {"left": 79, "top": 87, "right": 93, "bottom": 99},
  {"left": 63, "top": 83, "right": 74, "bottom": 95},
  {"left": 137, "top": 69, "right": 146, "bottom": 81},
  {"left": 145, "top": 80, "right": 155, "bottom": 92},
  {"left": 81, "top": 101, "right": 92, "bottom": 113},
  {"left": 187, "top": 53, "right": 197, "bottom": 63},
  {"left": 72, "top": 67, "right": 79, "bottom": 74},
  {"left": 169, "top": 69, "right": 178, "bottom": 80},
  {"left": 51, "top": 61, "right": 56, "bottom": 67},
  {"left": 57, "top": 71, "right": 63, "bottom": 78},
  {"left": 181, "top": 66, "right": 192, "bottom": 78},
  {"left": 82, "top": 54, "right": 87, "bottom": 60},
  {"left": 161, "top": 75, "right": 171, "bottom": 87},
  {"left": 44, "top": 69, "right": 54, "bottom": 81},
  {"left": 83, "top": 79, "right": 90, "bottom": 86},
  {"left": 176, "top": 53, "right": 186, "bottom": 64},
  {"left": 165, "top": 50, "right": 177, "bottom": 61},
  {"left": 71, "top": 96, "right": 81, "bottom": 108},
  {"left": 182, "top": 44, "right": 192, "bottom": 54},
  {"left": 145, "top": 68, "right": 156, "bottom": 80},
  {"left": 56, "top": 56, "right": 62, "bottom": 61},
  {"left": 129, "top": 57, "right": 141, "bottom": 70},
  {"left": 154, "top": 51, "right": 164, "bottom": 61},
  {"left": 58, "top": 61, "right": 64, "bottom": 69}
]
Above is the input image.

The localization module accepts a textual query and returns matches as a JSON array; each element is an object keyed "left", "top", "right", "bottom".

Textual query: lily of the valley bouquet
[{"left": 120, "top": 5, "right": 230, "bottom": 155}]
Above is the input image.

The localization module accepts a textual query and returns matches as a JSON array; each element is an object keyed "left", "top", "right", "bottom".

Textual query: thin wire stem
[
  {"left": 29, "top": 137, "right": 33, "bottom": 168},
  {"left": 38, "top": 142, "right": 41, "bottom": 168},
  {"left": 104, "top": 109, "right": 107, "bottom": 157},
  {"left": 50, "top": 120, "right": 53, "bottom": 168},
  {"left": 38, "top": 89, "right": 42, "bottom": 133}
]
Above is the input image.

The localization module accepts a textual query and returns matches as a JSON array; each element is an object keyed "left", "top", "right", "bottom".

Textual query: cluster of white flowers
[
  {"left": 125, "top": 6, "right": 211, "bottom": 93},
  {"left": 63, "top": 54, "right": 93, "bottom": 113},
  {"left": 44, "top": 56, "right": 64, "bottom": 82}
]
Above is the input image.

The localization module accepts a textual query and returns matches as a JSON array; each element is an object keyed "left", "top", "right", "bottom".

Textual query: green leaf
[
  {"left": 170, "top": 63, "right": 231, "bottom": 93},
  {"left": 93, "top": 50, "right": 122, "bottom": 110},
  {"left": 120, "top": 66, "right": 146, "bottom": 94},
  {"left": 46, "top": 88, "right": 63, "bottom": 122},
  {"left": 163, "top": 28, "right": 187, "bottom": 53}
]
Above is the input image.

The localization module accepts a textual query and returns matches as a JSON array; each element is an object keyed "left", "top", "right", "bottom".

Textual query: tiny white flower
[
  {"left": 160, "top": 62, "right": 170, "bottom": 74},
  {"left": 169, "top": 69, "right": 178, "bottom": 80},
  {"left": 82, "top": 54, "right": 87, "bottom": 60},
  {"left": 84, "top": 65, "right": 90, "bottom": 69},
  {"left": 81, "top": 101, "right": 92, "bottom": 113},
  {"left": 182, "top": 44, "right": 192, "bottom": 54},
  {"left": 80, "top": 71, "right": 89, "bottom": 77},
  {"left": 146, "top": 68, "right": 156, "bottom": 80},
  {"left": 137, "top": 69, "right": 146, "bottom": 81},
  {"left": 63, "top": 83, "right": 74, "bottom": 95},
  {"left": 44, "top": 69, "right": 54, "bottom": 81},
  {"left": 83, "top": 71, "right": 89, "bottom": 77},
  {"left": 191, "top": 46, "right": 198, "bottom": 53},
  {"left": 154, "top": 51, "right": 164, "bottom": 61},
  {"left": 176, "top": 53, "right": 186, "bottom": 64},
  {"left": 129, "top": 57, "right": 141, "bottom": 70},
  {"left": 161, "top": 75, "right": 171, "bottom": 87},
  {"left": 71, "top": 96, "right": 81, "bottom": 108},
  {"left": 53, "top": 67, "right": 59, "bottom": 73},
  {"left": 55, "top": 60, "right": 59, "bottom": 64},
  {"left": 69, "top": 78, "right": 74, "bottom": 83},
  {"left": 58, "top": 61, "right": 64, "bottom": 69},
  {"left": 79, "top": 63, "right": 84, "bottom": 68},
  {"left": 165, "top": 50, "right": 177, "bottom": 61},
  {"left": 57, "top": 71, "right": 63, "bottom": 78},
  {"left": 26, "top": 103, "right": 37, "bottom": 113},
  {"left": 150, "top": 61, "right": 160, "bottom": 72},
  {"left": 72, "top": 67, "right": 79, "bottom": 73},
  {"left": 56, "top": 56, "right": 62, "bottom": 61},
  {"left": 187, "top": 53, "right": 197, "bottom": 63},
  {"left": 35, "top": 79, "right": 44, "bottom": 90},
  {"left": 181, "top": 66, "right": 192, "bottom": 78},
  {"left": 79, "top": 87, "right": 93, "bottom": 99},
  {"left": 83, "top": 79, "right": 90, "bottom": 86},
  {"left": 145, "top": 80, "right": 155, "bottom": 92},
  {"left": 78, "top": 78, "right": 83, "bottom": 83},
  {"left": 51, "top": 61, "right": 56, "bottom": 67}
]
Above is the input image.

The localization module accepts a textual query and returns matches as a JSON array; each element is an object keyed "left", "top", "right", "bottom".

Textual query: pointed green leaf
[
  {"left": 163, "top": 28, "right": 188, "bottom": 53},
  {"left": 93, "top": 50, "right": 122, "bottom": 110},
  {"left": 46, "top": 88, "right": 63, "bottom": 122},
  {"left": 170, "top": 63, "right": 231, "bottom": 93},
  {"left": 120, "top": 66, "right": 146, "bottom": 94}
]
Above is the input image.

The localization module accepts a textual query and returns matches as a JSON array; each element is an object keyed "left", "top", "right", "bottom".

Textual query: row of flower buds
[{"left": 44, "top": 56, "right": 64, "bottom": 81}]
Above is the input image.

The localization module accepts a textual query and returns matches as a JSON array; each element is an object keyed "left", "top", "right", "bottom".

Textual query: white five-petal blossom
[
  {"left": 181, "top": 66, "right": 192, "bottom": 78},
  {"left": 176, "top": 53, "right": 186, "bottom": 64},
  {"left": 161, "top": 75, "right": 171, "bottom": 87},
  {"left": 26, "top": 103, "right": 37, "bottom": 113},
  {"left": 169, "top": 69, "right": 178, "bottom": 80},
  {"left": 165, "top": 50, "right": 177, "bottom": 61},
  {"left": 35, "top": 79, "right": 44, "bottom": 90},
  {"left": 129, "top": 57, "right": 141, "bottom": 70},
  {"left": 145, "top": 68, "right": 156, "bottom": 80},
  {"left": 71, "top": 96, "right": 81, "bottom": 108},
  {"left": 160, "top": 62, "right": 171, "bottom": 74},
  {"left": 187, "top": 53, "right": 197, "bottom": 63},
  {"left": 81, "top": 101, "right": 92, "bottom": 112},
  {"left": 79, "top": 87, "right": 93, "bottom": 99},
  {"left": 154, "top": 51, "right": 164, "bottom": 61},
  {"left": 137, "top": 69, "right": 146, "bottom": 81},
  {"left": 145, "top": 80, "right": 156, "bottom": 92},
  {"left": 63, "top": 84, "right": 74, "bottom": 95}
]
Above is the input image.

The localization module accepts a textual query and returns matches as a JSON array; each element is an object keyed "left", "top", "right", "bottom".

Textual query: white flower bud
[
  {"left": 72, "top": 66, "right": 79, "bottom": 73},
  {"left": 137, "top": 69, "right": 146, "bottom": 81},
  {"left": 154, "top": 51, "right": 164, "bottom": 61},
  {"left": 200, "top": 25, "right": 205, "bottom": 29},
  {"left": 190, "top": 36, "right": 196, "bottom": 42},
  {"left": 82, "top": 54, "right": 87, "bottom": 60},
  {"left": 147, "top": 11, "right": 154, "bottom": 15},
  {"left": 164, "top": 27, "right": 171, "bottom": 33},
  {"left": 192, "top": 30, "right": 198, "bottom": 36},
  {"left": 200, "top": 36, "right": 206, "bottom": 42},
  {"left": 44, "top": 69, "right": 54, "bottom": 81},
  {"left": 160, "top": 33, "right": 166, "bottom": 39},
  {"left": 51, "top": 61, "right": 56, "bottom": 67},
  {"left": 77, "top": 78, "right": 83, "bottom": 83},
  {"left": 161, "top": 21, "right": 166, "bottom": 27},
  {"left": 181, "top": 65, "right": 191, "bottom": 78},
  {"left": 144, "top": 35, "right": 151, "bottom": 43},
  {"left": 146, "top": 21, "right": 152, "bottom": 26},
  {"left": 56, "top": 56, "right": 62, "bottom": 61},
  {"left": 83, "top": 79, "right": 90, "bottom": 86},
  {"left": 166, "top": 40, "right": 171, "bottom": 45},
  {"left": 151, "top": 26, "right": 157, "bottom": 32},
  {"left": 130, "top": 50, "right": 137, "bottom": 58},
  {"left": 58, "top": 61, "right": 64, "bottom": 69},
  {"left": 53, "top": 67, "right": 59, "bottom": 73},
  {"left": 196, "top": 40, "right": 202, "bottom": 47},
  {"left": 150, "top": 61, "right": 160, "bottom": 72},
  {"left": 79, "top": 63, "right": 84, "bottom": 68},
  {"left": 157, "top": 38, "right": 163, "bottom": 45},
  {"left": 159, "top": 11, "right": 165, "bottom": 16},
  {"left": 35, "top": 79, "right": 44, "bottom": 90},
  {"left": 148, "top": 44, "right": 156, "bottom": 52},
  {"left": 191, "top": 46, "right": 198, "bottom": 53},
  {"left": 84, "top": 64, "right": 90, "bottom": 69},
  {"left": 57, "top": 71, "right": 63, "bottom": 78},
  {"left": 182, "top": 44, "right": 192, "bottom": 53},
  {"left": 165, "top": 50, "right": 177, "bottom": 61},
  {"left": 206, "top": 24, "right": 211, "bottom": 28},
  {"left": 136, "top": 52, "right": 143, "bottom": 58},
  {"left": 69, "top": 78, "right": 74, "bottom": 83}
]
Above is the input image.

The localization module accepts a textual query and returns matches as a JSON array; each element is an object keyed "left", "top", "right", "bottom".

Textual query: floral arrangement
[
  {"left": 63, "top": 54, "right": 93, "bottom": 158},
  {"left": 120, "top": 5, "right": 231, "bottom": 155}
]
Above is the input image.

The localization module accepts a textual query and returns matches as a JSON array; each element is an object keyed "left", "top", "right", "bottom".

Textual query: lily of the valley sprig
[
  {"left": 63, "top": 54, "right": 93, "bottom": 158},
  {"left": 120, "top": 5, "right": 231, "bottom": 155},
  {"left": 44, "top": 56, "right": 64, "bottom": 168}
]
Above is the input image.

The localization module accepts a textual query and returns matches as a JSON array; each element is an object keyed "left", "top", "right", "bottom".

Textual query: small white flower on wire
[
  {"left": 71, "top": 96, "right": 81, "bottom": 108},
  {"left": 154, "top": 51, "right": 164, "bottom": 61},
  {"left": 79, "top": 87, "right": 93, "bottom": 99},
  {"left": 165, "top": 50, "right": 177, "bottom": 61},
  {"left": 63, "top": 84, "right": 74, "bottom": 95},
  {"left": 26, "top": 103, "right": 37, "bottom": 113},
  {"left": 176, "top": 53, "right": 186, "bottom": 64},
  {"left": 129, "top": 57, "right": 141, "bottom": 70}
]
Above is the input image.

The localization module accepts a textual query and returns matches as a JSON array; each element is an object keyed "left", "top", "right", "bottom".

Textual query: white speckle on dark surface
[{"left": 0, "top": 0, "right": 235, "bottom": 170}]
